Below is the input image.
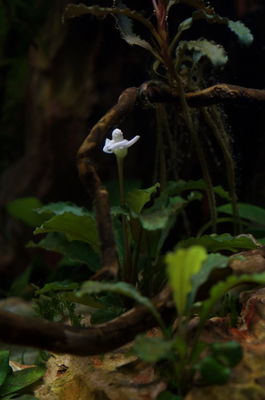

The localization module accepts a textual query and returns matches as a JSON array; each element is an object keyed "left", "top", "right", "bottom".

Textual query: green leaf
[
  {"left": 0, "top": 366, "right": 45, "bottom": 396},
  {"left": 175, "top": 179, "right": 231, "bottom": 201},
  {"left": 126, "top": 183, "right": 160, "bottom": 214},
  {"left": 218, "top": 203, "right": 265, "bottom": 225},
  {"left": 228, "top": 20, "right": 253, "bottom": 46},
  {"left": 78, "top": 281, "right": 164, "bottom": 328},
  {"left": 133, "top": 335, "right": 173, "bottom": 362},
  {"left": 198, "top": 356, "right": 230, "bottom": 384},
  {"left": 91, "top": 307, "right": 125, "bottom": 324},
  {"left": 6, "top": 197, "right": 45, "bottom": 227},
  {"left": 35, "top": 280, "right": 79, "bottom": 295},
  {"left": 0, "top": 351, "right": 10, "bottom": 387},
  {"left": 166, "top": 246, "right": 207, "bottom": 315},
  {"left": 178, "top": 39, "right": 228, "bottom": 67},
  {"left": 114, "top": 1, "right": 155, "bottom": 53},
  {"left": 200, "top": 272, "right": 265, "bottom": 323},
  {"left": 210, "top": 341, "right": 243, "bottom": 367},
  {"left": 189, "top": 253, "right": 228, "bottom": 306},
  {"left": 33, "top": 213, "right": 99, "bottom": 253},
  {"left": 27, "top": 232, "right": 100, "bottom": 272},
  {"left": 178, "top": 233, "right": 257, "bottom": 252},
  {"left": 139, "top": 196, "right": 186, "bottom": 230},
  {"left": 36, "top": 202, "right": 90, "bottom": 217}
]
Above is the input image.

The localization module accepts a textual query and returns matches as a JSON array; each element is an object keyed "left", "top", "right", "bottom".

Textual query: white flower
[{"left": 103, "top": 129, "right": 140, "bottom": 158}]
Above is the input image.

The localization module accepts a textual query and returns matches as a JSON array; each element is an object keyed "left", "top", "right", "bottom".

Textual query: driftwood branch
[
  {"left": 139, "top": 80, "right": 265, "bottom": 107},
  {"left": 0, "top": 287, "right": 172, "bottom": 356}
]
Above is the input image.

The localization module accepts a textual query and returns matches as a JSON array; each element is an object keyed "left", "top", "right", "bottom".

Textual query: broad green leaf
[
  {"left": 0, "top": 366, "right": 45, "bottom": 396},
  {"left": 139, "top": 196, "right": 186, "bottom": 230},
  {"left": 200, "top": 272, "right": 265, "bottom": 324},
  {"left": 6, "top": 197, "right": 45, "bottom": 227},
  {"left": 228, "top": 20, "right": 253, "bottom": 46},
  {"left": 36, "top": 202, "right": 90, "bottom": 217},
  {"left": 133, "top": 335, "right": 173, "bottom": 362},
  {"left": 198, "top": 356, "right": 230, "bottom": 384},
  {"left": 126, "top": 183, "right": 160, "bottom": 214},
  {"left": 0, "top": 350, "right": 10, "bottom": 386},
  {"left": 178, "top": 233, "right": 257, "bottom": 252},
  {"left": 188, "top": 253, "right": 228, "bottom": 306},
  {"left": 218, "top": 203, "right": 265, "bottom": 225},
  {"left": 78, "top": 281, "right": 164, "bottom": 328},
  {"left": 33, "top": 213, "right": 99, "bottom": 252},
  {"left": 166, "top": 246, "right": 207, "bottom": 315},
  {"left": 35, "top": 280, "right": 79, "bottom": 295},
  {"left": 210, "top": 341, "right": 243, "bottom": 367},
  {"left": 28, "top": 232, "right": 100, "bottom": 271}
]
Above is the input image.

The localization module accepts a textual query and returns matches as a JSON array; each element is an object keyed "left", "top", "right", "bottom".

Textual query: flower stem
[{"left": 116, "top": 156, "right": 132, "bottom": 282}]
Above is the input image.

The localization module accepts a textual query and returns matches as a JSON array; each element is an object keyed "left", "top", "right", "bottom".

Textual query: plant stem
[{"left": 116, "top": 156, "right": 131, "bottom": 282}]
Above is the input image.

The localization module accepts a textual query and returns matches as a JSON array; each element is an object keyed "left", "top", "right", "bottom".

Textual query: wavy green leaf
[
  {"left": 33, "top": 213, "right": 99, "bottom": 253},
  {"left": 0, "top": 367, "right": 45, "bottom": 397},
  {"left": 126, "top": 183, "right": 160, "bottom": 214},
  {"left": 178, "top": 233, "right": 257, "bottom": 252},
  {"left": 133, "top": 335, "right": 173, "bottom": 362},
  {"left": 78, "top": 281, "right": 164, "bottom": 328},
  {"left": 28, "top": 232, "right": 100, "bottom": 271},
  {"left": 166, "top": 246, "right": 207, "bottom": 315},
  {"left": 228, "top": 20, "right": 253, "bottom": 46},
  {"left": 200, "top": 272, "right": 265, "bottom": 323}
]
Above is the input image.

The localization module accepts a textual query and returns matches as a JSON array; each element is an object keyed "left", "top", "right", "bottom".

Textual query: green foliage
[
  {"left": 189, "top": 253, "right": 228, "bottom": 306},
  {"left": 210, "top": 341, "right": 243, "bottom": 367},
  {"left": 78, "top": 281, "right": 164, "bottom": 329},
  {"left": 197, "top": 356, "right": 230, "bottom": 384},
  {"left": 126, "top": 183, "right": 160, "bottom": 214},
  {"left": 200, "top": 272, "right": 265, "bottom": 323},
  {"left": 28, "top": 233, "right": 100, "bottom": 272},
  {"left": 34, "top": 289, "right": 81, "bottom": 327},
  {"left": 178, "top": 233, "right": 258, "bottom": 252},
  {"left": 228, "top": 20, "right": 253, "bottom": 46},
  {"left": 166, "top": 246, "right": 207, "bottom": 315},
  {"left": 177, "top": 39, "right": 228, "bottom": 67},
  {"left": 0, "top": 366, "right": 45, "bottom": 397},
  {"left": 133, "top": 335, "right": 173, "bottom": 362},
  {"left": 6, "top": 197, "right": 45, "bottom": 227},
  {"left": 218, "top": 202, "right": 265, "bottom": 225},
  {"left": 196, "top": 341, "right": 243, "bottom": 385},
  {"left": 34, "top": 212, "right": 99, "bottom": 253},
  {"left": 0, "top": 350, "right": 45, "bottom": 399}
]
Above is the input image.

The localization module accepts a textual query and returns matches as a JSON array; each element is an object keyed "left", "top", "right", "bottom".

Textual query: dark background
[{"left": 0, "top": 0, "right": 264, "bottom": 285}]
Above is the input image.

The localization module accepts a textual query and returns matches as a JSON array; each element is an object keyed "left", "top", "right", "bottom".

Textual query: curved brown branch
[
  {"left": 77, "top": 87, "right": 138, "bottom": 280},
  {"left": 0, "top": 287, "right": 173, "bottom": 356},
  {"left": 139, "top": 80, "right": 265, "bottom": 107}
]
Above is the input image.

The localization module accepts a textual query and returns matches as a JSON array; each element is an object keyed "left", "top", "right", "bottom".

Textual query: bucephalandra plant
[
  {"left": 103, "top": 128, "right": 140, "bottom": 281},
  {"left": 3, "top": 1, "right": 265, "bottom": 398}
]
